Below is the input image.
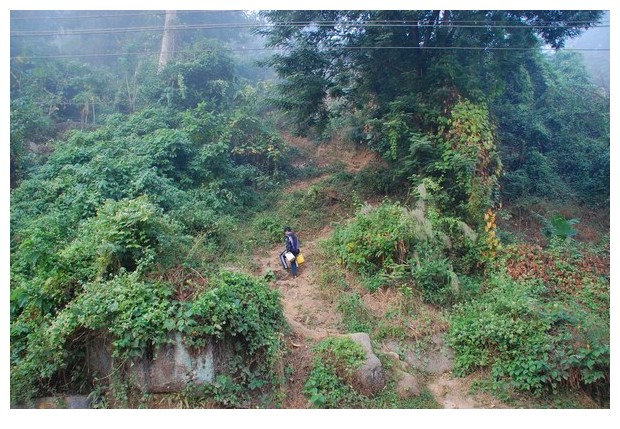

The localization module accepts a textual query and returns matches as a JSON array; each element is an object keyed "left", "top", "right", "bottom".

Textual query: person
[{"left": 279, "top": 226, "right": 301, "bottom": 278}]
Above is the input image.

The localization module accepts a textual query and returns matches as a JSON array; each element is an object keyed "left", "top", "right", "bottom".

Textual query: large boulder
[
  {"left": 347, "top": 332, "right": 386, "bottom": 395},
  {"left": 87, "top": 332, "right": 220, "bottom": 393},
  {"left": 13, "top": 394, "right": 94, "bottom": 409},
  {"left": 395, "top": 370, "right": 421, "bottom": 399},
  {"left": 384, "top": 333, "right": 455, "bottom": 375},
  {"left": 129, "top": 333, "right": 216, "bottom": 393}
]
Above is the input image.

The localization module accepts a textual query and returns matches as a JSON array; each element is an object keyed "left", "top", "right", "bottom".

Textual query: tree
[
  {"left": 259, "top": 10, "right": 607, "bottom": 212},
  {"left": 159, "top": 10, "right": 179, "bottom": 72},
  {"left": 259, "top": 10, "right": 604, "bottom": 135},
  {"left": 494, "top": 50, "right": 609, "bottom": 206}
]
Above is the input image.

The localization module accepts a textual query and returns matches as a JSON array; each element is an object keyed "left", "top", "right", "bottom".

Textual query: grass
[{"left": 144, "top": 132, "right": 609, "bottom": 410}]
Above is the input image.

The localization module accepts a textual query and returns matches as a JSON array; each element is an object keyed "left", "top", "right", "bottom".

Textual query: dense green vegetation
[
  {"left": 259, "top": 10, "right": 608, "bottom": 209},
  {"left": 10, "top": 10, "right": 609, "bottom": 408},
  {"left": 303, "top": 336, "right": 440, "bottom": 409}
]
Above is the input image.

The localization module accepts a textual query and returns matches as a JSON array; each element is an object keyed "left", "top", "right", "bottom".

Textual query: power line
[
  {"left": 10, "top": 48, "right": 276, "bottom": 60},
  {"left": 9, "top": 10, "right": 610, "bottom": 26},
  {"left": 9, "top": 10, "right": 246, "bottom": 21},
  {"left": 10, "top": 45, "right": 609, "bottom": 61},
  {"left": 10, "top": 21, "right": 610, "bottom": 38}
]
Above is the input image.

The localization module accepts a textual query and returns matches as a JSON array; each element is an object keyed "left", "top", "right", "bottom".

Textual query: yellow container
[{"left": 296, "top": 253, "right": 305, "bottom": 265}]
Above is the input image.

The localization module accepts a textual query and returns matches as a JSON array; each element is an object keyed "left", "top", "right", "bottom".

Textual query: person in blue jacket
[{"left": 279, "top": 226, "right": 300, "bottom": 278}]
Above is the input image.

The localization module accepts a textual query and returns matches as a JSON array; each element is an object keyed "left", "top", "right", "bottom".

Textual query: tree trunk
[{"left": 158, "top": 10, "right": 178, "bottom": 73}]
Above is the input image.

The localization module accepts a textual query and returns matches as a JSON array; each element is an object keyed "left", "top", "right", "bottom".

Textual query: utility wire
[
  {"left": 10, "top": 21, "right": 610, "bottom": 37},
  {"left": 9, "top": 10, "right": 610, "bottom": 25},
  {"left": 10, "top": 45, "right": 610, "bottom": 60},
  {"left": 9, "top": 10, "right": 246, "bottom": 21}
]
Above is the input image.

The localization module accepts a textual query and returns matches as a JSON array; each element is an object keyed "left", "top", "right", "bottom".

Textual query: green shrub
[
  {"left": 304, "top": 337, "right": 367, "bottom": 408},
  {"left": 10, "top": 271, "right": 176, "bottom": 404},
  {"left": 330, "top": 201, "right": 432, "bottom": 277},
  {"left": 228, "top": 113, "right": 286, "bottom": 175},
  {"left": 541, "top": 213, "right": 580, "bottom": 240},
  {"left": 11, "top": 196, "right": 179, "bottom": 327},
  {"left": 337, "top": 293, "right": 375, "bottom": 333},
  {"left": 185, "top": 271, "right": 286, "bottom": 351},
  {"left": 184, "top": 271, "right": 287, "bottom": 404},
  {"left": 411, "top": 253, "right": 456, "bottom": 305},
  {"left": 10, "top": 269, "right": 288, "bottom": 406},
  {"left": 448, "top": 273, "right": 610, "bottom": 396},
  {"left": 327, "top": 200, "right": 477, "bottom": 305},
  {"left": 250, "top": 214, "right": 287, "bottom": 247}
]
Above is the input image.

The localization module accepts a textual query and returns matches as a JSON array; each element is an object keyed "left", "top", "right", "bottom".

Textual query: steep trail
[
  {"left": 251, "top": 133, "right": 381, "bottom": 341},
  {"left": 249, "top": 133, "right": 381, "bottom": 408},
  {"left": 252, "top": 132, "right": 504, "bottom": 409},
  {"left": 253, "top": 226, "right": 342, "bottom": 341}
]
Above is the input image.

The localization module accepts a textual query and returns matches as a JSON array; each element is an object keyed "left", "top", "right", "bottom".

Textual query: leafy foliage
[
  {"left": 448, "top": 267, "right": 609, "bottom": 396},
  {"left": 9, "top": 58, "right": 288, "bottom": 405},
  {"left": 541, "top": 213, "right": 580, "bottom": 240},
  {"left": 10, "top": 271, "right": 176, "bottom": 404},
  {"left": 304, "top": 337, "right": 367, "bottom": 408},
  {"left": 184, "top": 271, "right": 286, "bottom": 352},
  {"left": 328, "top": 198, "right": 481, "bottom": 304},
  {"left": 260, "top": 11, "right": 608, "bottom": 210},
  {"left": 330, "top": 201, "right": 432, "bottom": 277},
  {"left": 151, "top": 49, "right": 237, "bottom": 111},
  {"left": 434, "top": 100, "right": 503, "bottom": 225},
  {"left": 9, "top": 98, "right": 55, "bottom": 186},
  {"left": 9, "top": 9, "right": 610, "bottom": 409},
  {"left": 260, "top": 10, "right": 603, "bottom": 134},
  {"left": 494, "top": 50, "right": 609, "bottom": 207},
  {"left": 186, "top": 271, "right": 287, "bottom": 407}
]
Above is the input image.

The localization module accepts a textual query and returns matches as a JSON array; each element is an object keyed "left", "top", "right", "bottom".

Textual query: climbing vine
[{"left": 436, "top": 100, "right": 503, "bottom": 227}]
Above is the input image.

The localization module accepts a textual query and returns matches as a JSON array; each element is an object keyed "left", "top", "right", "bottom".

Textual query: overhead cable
[
  {"left": 10, "top": 21, "right": 610, "bottom": 37},
  {"left": 10, "top": 45, "right": 610, "bottom": 60}
]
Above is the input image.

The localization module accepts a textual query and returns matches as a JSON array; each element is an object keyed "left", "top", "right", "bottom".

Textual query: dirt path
[
  {"left": 254, "top": 226, "right": 343, "bottom": 341},
  {"left": 253, "top": 132, "right": 506, "bottom": 409},
  {"left": 250, "top": 225, "right": 345, "bottom": 408},
  {"left": 426, "top": 373, "right": 507, "bottom": 409}
]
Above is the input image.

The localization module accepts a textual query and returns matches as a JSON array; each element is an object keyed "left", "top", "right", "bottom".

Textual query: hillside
[
  {"left": 10, "top": 10, "right": 609, "bottom": 412},
  {"left": 237, "top": 133, "right": 607, "bottom": 409}
]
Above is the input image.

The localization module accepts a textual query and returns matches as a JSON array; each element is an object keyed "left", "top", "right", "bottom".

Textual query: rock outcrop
[
  {"left": 347, "top": 332, "right": 387, "bottom": 395},
  {"left": 87, "top": 332, "right": 221, "bottom": 393}
]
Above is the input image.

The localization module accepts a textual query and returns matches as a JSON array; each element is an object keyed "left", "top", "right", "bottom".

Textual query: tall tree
[
  {"left": 259, "top": 10, "right": 606, "bottom": 219},
  {"left": 259, "top": 10, "right": 604, "bottom": 135},
  {"left": 159, "top": 10, "right": 179, "bottom": 72}
]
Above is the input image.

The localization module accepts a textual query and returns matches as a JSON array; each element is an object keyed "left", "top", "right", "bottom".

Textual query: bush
[
  {"left": 184, "top": 271, "right": 287, "bottom": 404},
  {"left": 10, "top": 272, "right": 176, "bottom": 404},
  {"left": 250, "top": 213, "right": 288, "bottom": 247},
  {"left": 337, "top": 293, "right": 375, "bottom": 333},
  {"left": 185, "top": 271, "right": 286, "bottom": 352},
  {"left": 11, "top": 196, "right": 179, "bottom": 322},
  {"left": 329, "top": 201, "right": 433, "bottom": 277},
  {"left": 303, "top": 337, "right": 367, "bottom": 408},
  {"left": 10, "top": 269, "right": 288, "bottom": 406},
  {"left": 448, "top": 272, "right": 609, "bottom": 396},
  {"left": 411, "top": 251, "right": 456, "bottom": 305},
  {"left": 327, "top": 200, "right": 480, "bottom": 305}
]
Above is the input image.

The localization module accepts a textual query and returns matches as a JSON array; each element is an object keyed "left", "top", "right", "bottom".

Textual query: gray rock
[
  {"left": 86, "top": 332, "right": 218, "bottom": 393},
  {"left": 347, "top": 332, "right": 386, "bottom": 395},
  {"left": 131, "top": 333, "right": 216, "bottom": 393},
  {"left": 85, "top": 330, "right": 114, "bottom": 381},
  {"left": 395, "top": 370, "right": 421, "bottom": 399},
  {"left": 385, "top": 333, "right": 454, "bottom": 375},
  {"left": 26, "top": 394, "right": 92, "bottom": 409}
]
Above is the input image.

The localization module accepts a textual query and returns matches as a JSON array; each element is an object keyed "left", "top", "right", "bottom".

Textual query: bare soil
[{"left": 250, "top": 133, "right": 510, "bottom": 409}]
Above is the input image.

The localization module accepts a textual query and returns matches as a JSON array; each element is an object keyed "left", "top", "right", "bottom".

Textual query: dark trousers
[{"left": 279, "top": 251, "right": 298, "bottom": 276}]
